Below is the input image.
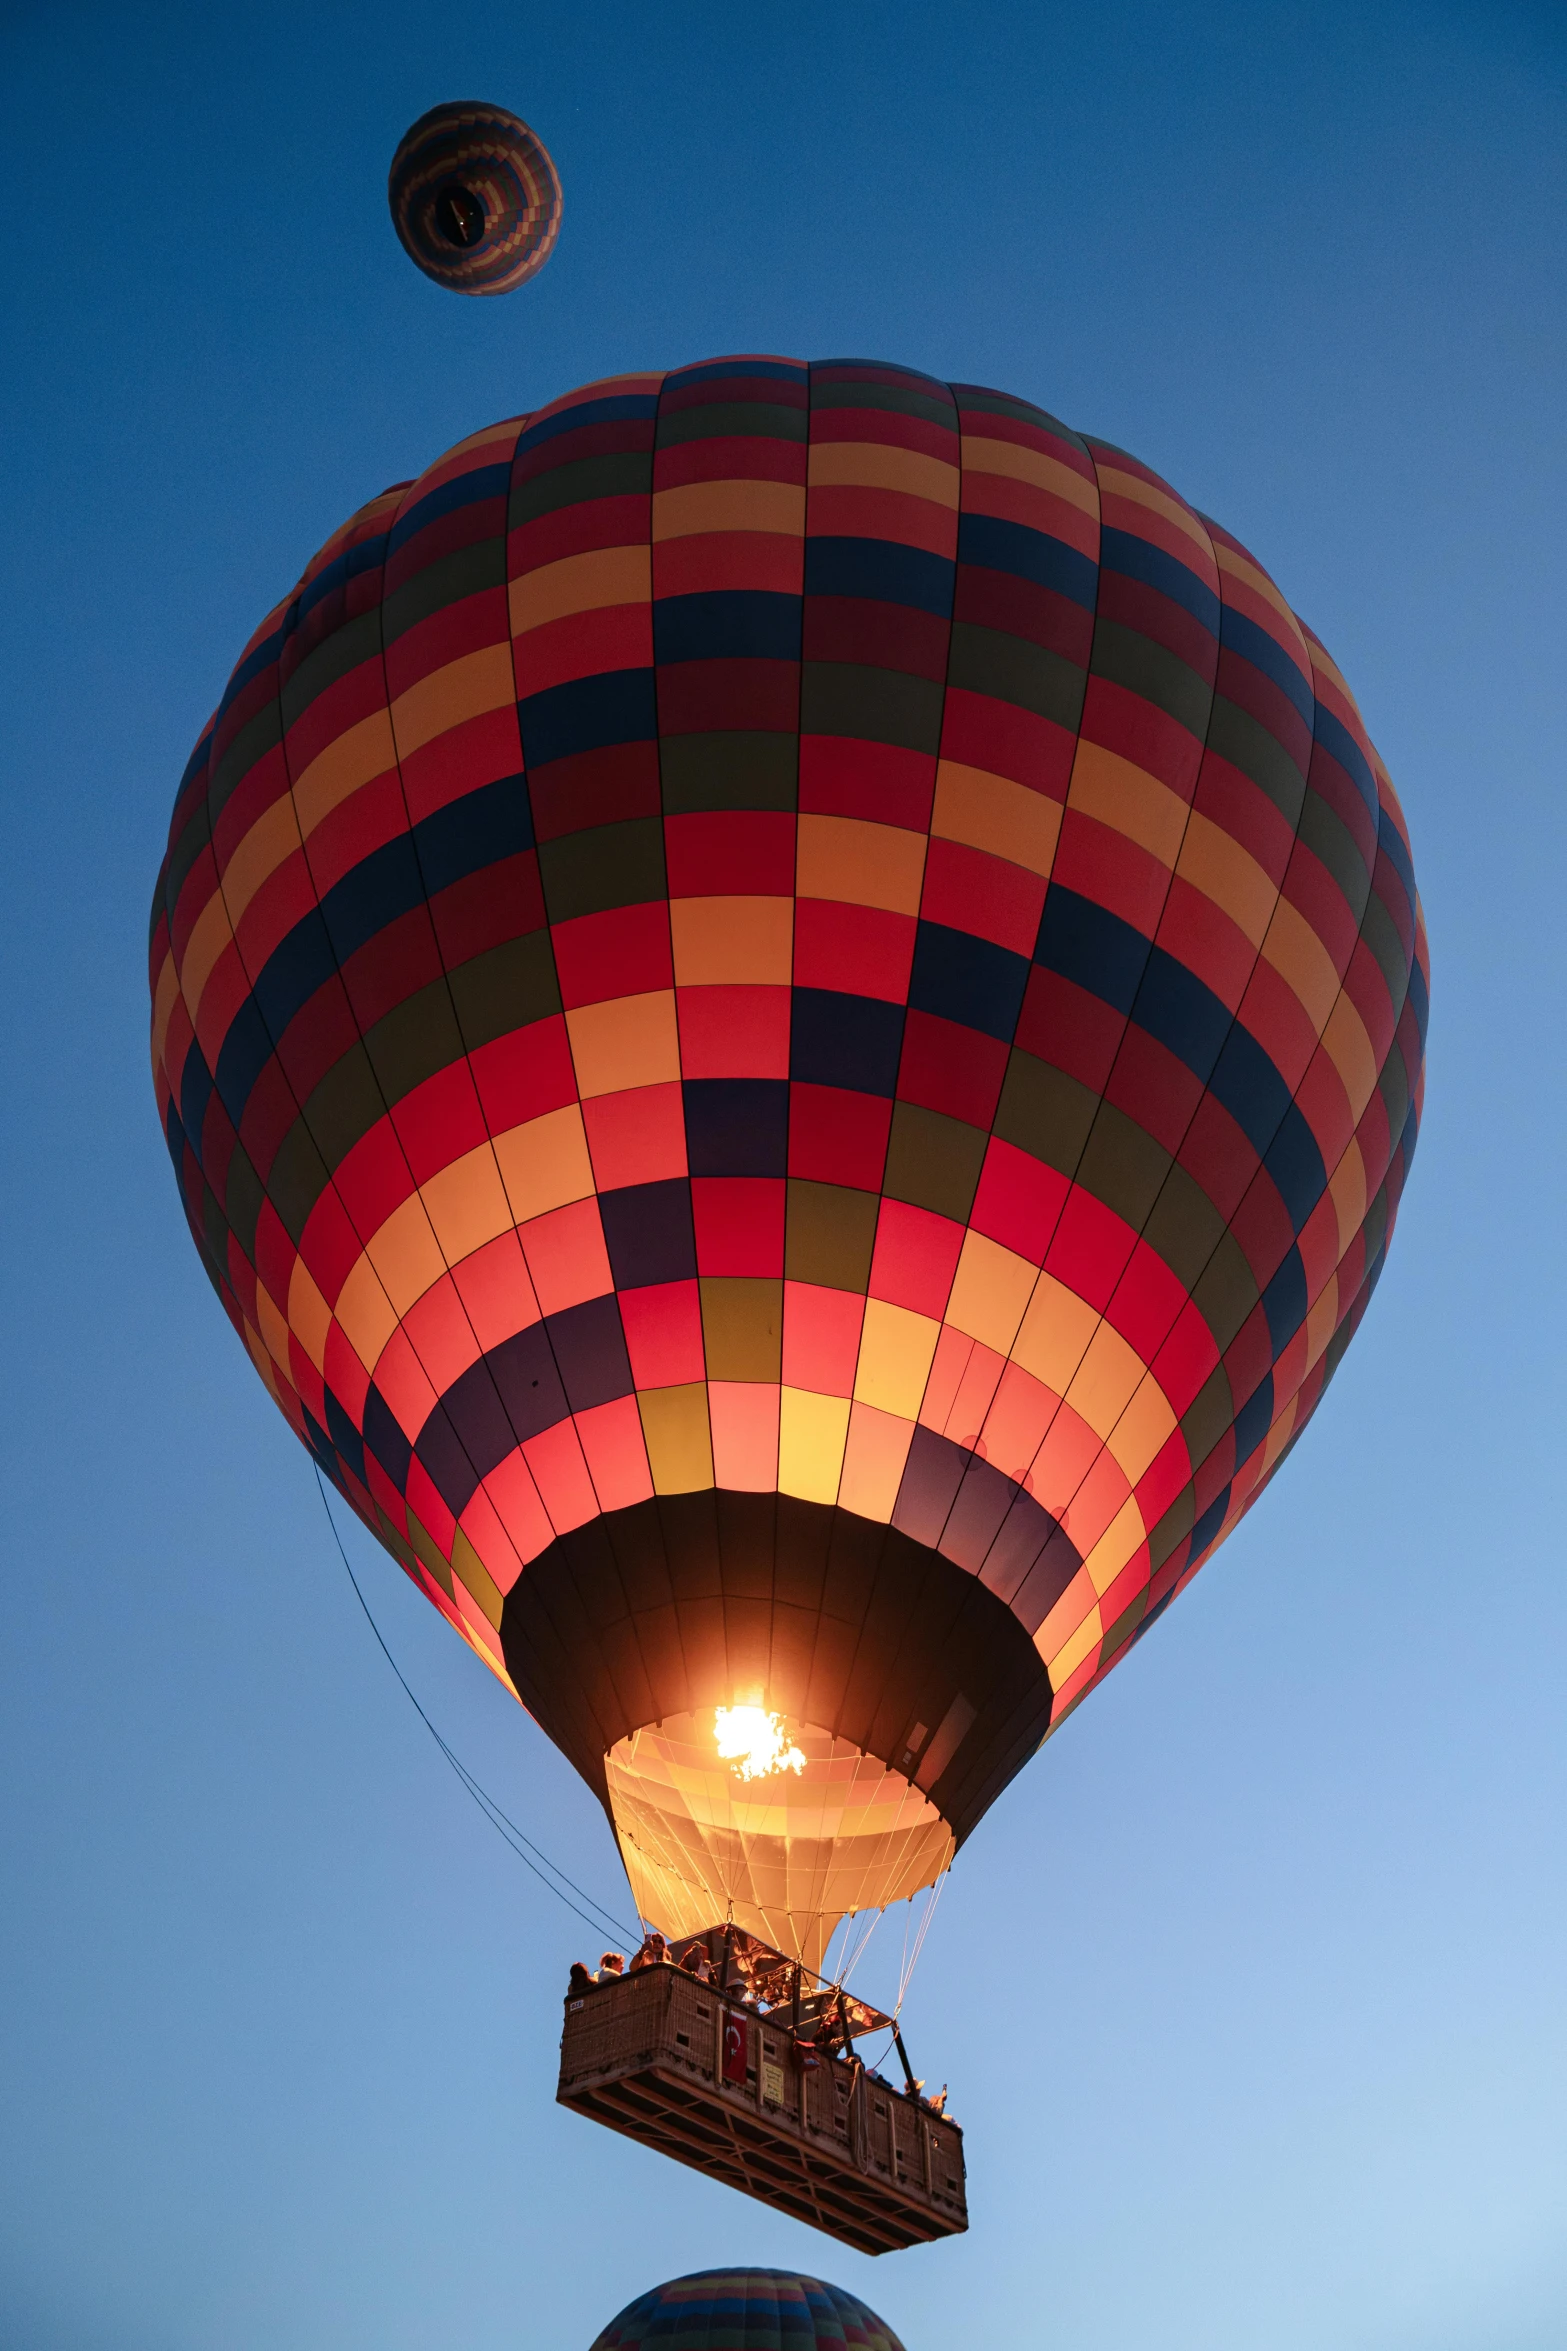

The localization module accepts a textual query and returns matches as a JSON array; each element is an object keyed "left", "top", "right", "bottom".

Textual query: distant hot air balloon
[
  {"left": 590, "top": 2269, "right": 904, "bottom": 2351},
  {"left": 150, "top": 357, "right": 1427, "bottom": 1984},
  {"left": 388, "top": 101, "right": 561, "bottom": 294}
]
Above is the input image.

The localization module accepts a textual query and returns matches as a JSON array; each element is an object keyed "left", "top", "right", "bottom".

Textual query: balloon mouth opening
[
  {"left": 604, "top": 1707, "right": 956, "bottom": 1973},
  {"left": 432, "top": 184, "right": 487, "bottom": 248},
  {"left": 714, "top": 1704, "right": 807, "bottom": 1782}
]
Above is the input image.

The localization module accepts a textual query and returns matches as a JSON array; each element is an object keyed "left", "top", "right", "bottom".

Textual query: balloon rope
[
  {"left": 834, "top": 1905, "right": 882, "bottom": 1991},
  {"left": 312, "top": 1466, "right": 638, "bottom": 1948},
  {"left": 895, "top": 1870, "right": 947, "bottom": 2015}
]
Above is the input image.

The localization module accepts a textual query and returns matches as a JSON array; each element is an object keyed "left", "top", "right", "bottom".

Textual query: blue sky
[{"left": 2, "top": 2, "right": 1564, "bottom": 2345}]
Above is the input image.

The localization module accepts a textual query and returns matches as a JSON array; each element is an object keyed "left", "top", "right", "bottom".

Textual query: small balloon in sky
[
  {"left": 388, "top": 100, "right": 561, "bottom": 295},
  {"left": 590, "top": 2271, "right": 906, "bottom": 2351}
]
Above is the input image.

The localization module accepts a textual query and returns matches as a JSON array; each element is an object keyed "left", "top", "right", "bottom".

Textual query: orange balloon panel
[{"left": 150, "top": 357, "right": 1427, "bottom": 1956}]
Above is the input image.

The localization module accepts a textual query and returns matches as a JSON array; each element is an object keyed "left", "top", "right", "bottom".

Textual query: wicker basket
[{"left": 557, "top": 1963, "right": 967, "bottom": 2254}]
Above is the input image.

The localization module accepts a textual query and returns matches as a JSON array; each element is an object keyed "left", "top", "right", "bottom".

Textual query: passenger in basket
[
  {"left": 924, "top": 2084, "right": 948, "bottom": 2116},
  {"left": 595, "top": 1951, "right": 626, "bottom": 1984},
  {"left": 568, "top": 1960, "right": 595, "bottom": 1995},
  {"left": 814, "top": 2010, "right": 845, "bottom": 2060},
  {"left": 680, "top": 1944, "right": 714, "bottom": 1983},
  {"left": 630, "top": 1932, "right": 668, "bottom": 1971}
]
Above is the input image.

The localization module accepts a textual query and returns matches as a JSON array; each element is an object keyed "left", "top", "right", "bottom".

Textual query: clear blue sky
[{"left": 2, "top": 3, "right": 1563, "bottom": 2345}]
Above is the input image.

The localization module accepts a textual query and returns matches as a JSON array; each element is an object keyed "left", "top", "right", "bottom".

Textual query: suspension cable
[{"left": 312, "top": 1465, "right": 638, "bottom": 1948}]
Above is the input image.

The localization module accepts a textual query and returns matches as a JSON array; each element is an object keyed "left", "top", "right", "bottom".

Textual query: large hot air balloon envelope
[
  {"left": 151, "top": 357, "right": 1427, "bottom": 1974},
  {"left": 388, "top": 101, "right": 561, "bottom": 295},
  {"left": 590, "top": 2268, "right": 904, "bottom": 2351}
]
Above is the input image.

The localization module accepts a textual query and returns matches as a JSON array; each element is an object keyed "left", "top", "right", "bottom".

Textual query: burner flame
[{"left": 714, "top": 1705, "right": 807, "bottom": 1783}]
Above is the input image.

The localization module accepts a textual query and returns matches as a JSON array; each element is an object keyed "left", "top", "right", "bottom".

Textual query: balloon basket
[{"left": 556, "top": 1933, "right": 967, "bottom": 2254}]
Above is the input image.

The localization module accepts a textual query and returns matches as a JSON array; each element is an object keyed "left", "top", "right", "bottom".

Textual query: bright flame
[{"left": 714, "top": 1705, "right": 807, "bottom": 1783}]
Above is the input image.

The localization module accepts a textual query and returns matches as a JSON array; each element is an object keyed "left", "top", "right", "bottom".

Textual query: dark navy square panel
[
  {"left": 908, "top": 922, "right": 1030, "bottom": 1044},
  {"left": 1034, "top": 885, "right": 1150, "bottom": 1014},
  {"left": 652, "top": 591, "right": 801, "bottom": 665},
  {"left": 214, "top": 995, "right": 278, "bottom": 1126},
  {"left": 178, "top": 1048, "right": 215, "bottom": 1155},
  {"left": 890, "top": 1425, "right": 968, "bottom": 1549},
  {"left": 362, "top": 1381, "right": 413, "bottom": 1490},
  {"left": 599, "top": 1178, "right": 697, "bottom": 1289},
  {"left": 804, "top": 537, "right": 954, "bottom": 618},
  {"left": 1313, "top": 702, "right": 1380, "bottom": 823},
  {"left": 958, "top": 513, "right": 1097, "bottom": 610},
  {"left": 387, "top": 462, "right": 512, "bottom": 557},
  {"left": 1261, "top": 1245, "right": 1308, "bottom": 1356},
  {"left": 978, "top": 1484, "right": 1079, "bottom": 1608},
  {"left": 1189, "top": 1486, "right": 1231, "bottom": 1562},
  {"left": 486, "top": 1321, "right": 571, "bottom": 1443},
  {"left": 324, "top": 1385, "right": 367, "bottom": 1487},
  {"left": 320, "top": 832, "right": 425, "bottom": 966},
  {"left": 302, "top": 1405, "right": 344, "bottom": 1489},
  {"left": 1263, "top": 1101, "right": 1328, "bottom": 1231},
  {"left": 683, "top": 1078, "right": 790, "bottom": 1176},
  {"left": 513, "top": 392, "right": 659, "bottom": 459},
  {"left": 518, "top": 669, "right": 657, "bottom": 769},
  {"left": 416, "top": 1390, "right": 493, "bottom": 1517},
  {"left": 1133, "top": 945, "right": 1232, "bottom": 1086},
  {"left": 1220, "top": 605, "right": 1313, "bottom": 726},
  {"left": 1230, "top": 1369, "right": 1274, "bottom": 1466},
  {"left": 296, "top": 550, "right": 348, "bottom": 629},
  {"left": 163, "top": 1097, "right": 187, "bottom": 1178},
  {"left": 442, "top": 1356, "right": 525, "bottom": 1478},
  {"left": 546, "top": 1293, "right": 634, "bottom": 1413},
  {"left": 790, "top": 988, "right": 904, "bottom": 1096},
  {"left": 415, "top": 772, "right": 534, "bottom": 895},
  {"left": 938, "top": 1454, "right": 1021, "bottom": 1575},
  {"left": 1099, "top": 526, "right": 1221, "bottom": 637},
  {"left": 1208, "top": 1021, "right": 1297, "bottom": 1165},
  {"left": 253, "top": 907, "right": 338, "bottom": 1041}
]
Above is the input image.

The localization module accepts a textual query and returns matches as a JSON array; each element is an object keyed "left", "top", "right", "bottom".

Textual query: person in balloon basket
[
  {"left": 569, "top": 1944, "right": 672, "bottom": 1993},
  {"left": 792, "top": 2007, "right": 832, "bottom": 2072}
]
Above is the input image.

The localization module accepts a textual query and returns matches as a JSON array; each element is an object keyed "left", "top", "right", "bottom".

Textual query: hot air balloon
[
  {"left": 150, "top": 355, "right": 1426, "bottom": 2232},
  {"left": 590, "top": 2269, "right": 904, "bottom": 2351},
  {"left": 388, "top": 101, "right": 561, "bottom": 294}
]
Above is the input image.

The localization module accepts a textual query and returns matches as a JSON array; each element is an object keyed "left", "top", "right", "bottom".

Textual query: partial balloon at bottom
[{"left": 589, "top": 2268, "right": 905, "bottom": 2350}]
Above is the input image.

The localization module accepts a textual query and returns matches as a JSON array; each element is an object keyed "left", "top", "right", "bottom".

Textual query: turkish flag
[{"left": 722, "top": 2015, "right": 748, "bottom": 2085}]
